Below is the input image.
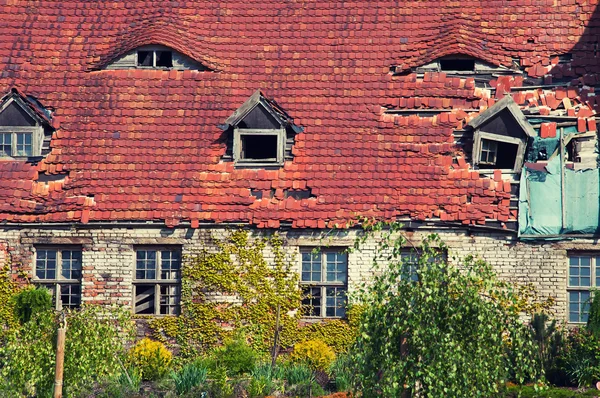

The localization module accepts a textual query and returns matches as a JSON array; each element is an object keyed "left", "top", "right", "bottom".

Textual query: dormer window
[
  {"left": 414, "top": 55, "right": 512, "bottom": 75},
  {"left": 0, "top": 89, "right": 54, "bottom": 160},
  {"left": 467, "top": 95, "right": 535, "bottom": 173},
  {"left": 221, "top": 90, "right": 302, "bottom": 168},
  {"left": 104, "top": 45, "right": 208, "bottom": 71}
]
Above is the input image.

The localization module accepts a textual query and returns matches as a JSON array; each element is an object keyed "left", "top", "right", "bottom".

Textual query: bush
[
  {"left": 171, "top": 362, "right": 208, "bottom": 395},
  {"left": 351, "top": 230, "right": 541, "bottom": 397},
  {"left": 558, "top": 328, "right": 600, "bottom": 388},
  {"left": 290, "top": 339, "right": 336, "bottom": 372},
  {"left": 0, "top": 305, "right": 134, "bottom": 397},
  {"left": 248, "top": 363, "right": 285, "bottom": 397},
  {"left": 329, "top": 355, "right": 351, "bottom": 392},
  {"left": 213, "top": 338, "right": 258, "bottom": 376},
  {"left": 12, "top": 286, "right": 52, "bottom": 324},
  {"left": 127, "top": 338, "right": 173, "bottom": 381}
]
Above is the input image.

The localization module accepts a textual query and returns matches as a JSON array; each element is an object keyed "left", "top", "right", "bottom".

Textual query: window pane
[
  {"left": 136, "top": 250, "right": 157, "bottom": 279},
  {"left": 155, "top": 51, "right": 173, "bottom": 67},
  {"left": 36, "top": 249, "right": 57, "bottom": 279},
  {"left": 569, "top": 290, "right": 591, "bottom": 323},
  {"left": 161, "top": 250, "right": 181, "bottom": 280},
  {"left": 134, "top": 285, "right": 155, "bottom": 314},
  {"left": 137, "top": 51, "right": 153, "bottom": 66},
  {"left": 15, "top": 133, "right": 32, "bottom": 157},
  {"left": 60, "top": 284, "right": 81, "bottom": 309},
  {"left": 301, "top": 251, "right": 321, "bottom": 282},
  {"left": 401, "top": 252, "right": 419, "bottom": 282},
  {"left": 0, "top": 133, "right": 11, "bottom": 156},
  {"left": 325, "top": 251, "right": 347, "bottom": 283},
  {"left": 301, "top": 287, "right": 321, "bottom": 317},
  {"left": 61, "top": 250, "right": 82, "bottom": 280},
  {"left": 159, "top": 284, "right": 180, "bottom": 315},
  {"left": 325, "top": 287, "right": 346, "bottom": 317},
  {"left": 569, "top": 256, "right": 592, "bottom": 287}
]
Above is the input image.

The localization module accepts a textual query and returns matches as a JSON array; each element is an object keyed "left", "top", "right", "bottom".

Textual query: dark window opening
[
  {"left": 478, "top": 140, "right": 519, "bottom": 169},
  {"left": 241, "top": 135, "right": 278, "bottom": 160},
  {"left": 137, "top": 51, "right": 153, "bottom": 66},
  {"left": 440, "top": 58, "right": 475, "bottom": 71},
  {"left": 156, "top": 51, "right": 173, "bottom": 67},
  {"left": 134, "top": 285, "right": 155, "bottom": 314}
]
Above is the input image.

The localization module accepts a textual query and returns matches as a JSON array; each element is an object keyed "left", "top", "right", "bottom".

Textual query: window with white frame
[
  {"left": 0, "top": 131, "right": 34, "bottom": 157},
  {"left": 300, "top": 248, "right": 347, "bottom": 318},
  {"left": 568, "top": 254, "right": 598, "bottom": 323},
  {"left": 34, "top": 247, "right": 82, "bottom": 310},
  {"left": 133, "top": 248, "right": 181, "bottom": 315}
]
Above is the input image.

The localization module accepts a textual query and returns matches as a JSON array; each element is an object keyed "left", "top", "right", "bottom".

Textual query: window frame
[
  {"left": 135, "top": 47, "right": 174, "bottom": 69},
  {"left": 32, "top": 246, "right": 83, "bottom": 310},
  {"left": 0, "top": 96, "right": 44, "bottom": 159},
  {"left": 233, "top": 127, "right": 285, "bottom": 167},
  {"left": 567, "top": 253, "right": 599, "bottom": 324},
  {"left": 132, "top": 246, "right": 182, "bottom": 316},
  {"left": 472, "top": 130, "right": 526, "bottom": 172},
  {"left": 299, "top": 247, "right": 348, "bottom": 319}
]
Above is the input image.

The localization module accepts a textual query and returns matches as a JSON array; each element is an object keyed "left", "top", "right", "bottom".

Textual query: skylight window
[
  {"left": 137, "top": 49, "right": 173, "bottom": 68},
  {"left": 439, "top": 58, "right": 475, "bottom": 71}
]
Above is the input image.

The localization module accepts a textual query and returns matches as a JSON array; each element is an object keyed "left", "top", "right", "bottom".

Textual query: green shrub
[
  {"left": 290, "top": 339, "right": 336, "bottom": 372},
  {"left": 558, "top": 328, "right": 600, "bottom": 388},
  {"left": 351, "top": 230, "right": 541, "bottom": 397},
  {"left": 213, "top": 338, "right": 258, "bottom": 376},
  {"left": 127, "top": 338, "right": 172, "bottom": 381},
  {"left": 248, "top": 363, "right": 284, "bottom": 397},
  {"left": 0, "top": 305, "right": 134, "bottom": 397},
  {"left": 206, "top": 366, "right": 234, "bottom": 398},
  {"left": 12, "top": 286, "right": 52, "bottom": 324},
  {"left": 329, "top": 355, "right": 351, "bottom": 392},
  {"left": 587, "top": 290, "right": 600, "bottom": 338},
  {"left": 283, "top": 363, "right": 323, "bottom": 397},
  {"left": 97, "top": 368, "right": 142, "bottom": 398},
  {"left": 171, "top": 362, "right": 208, "bottom": 396}
]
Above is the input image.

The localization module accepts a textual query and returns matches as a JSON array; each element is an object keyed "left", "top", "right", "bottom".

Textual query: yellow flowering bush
[
  {"left": 127, "top": 338, "right": 172, "bottom": 380},
  {"left": 290, "top": 339, "right": 336, "bottom": 371}
]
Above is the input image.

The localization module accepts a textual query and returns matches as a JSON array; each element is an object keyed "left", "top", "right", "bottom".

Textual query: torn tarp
[{"left": 519, "top": 157, "right": 600, "bottom": 237}]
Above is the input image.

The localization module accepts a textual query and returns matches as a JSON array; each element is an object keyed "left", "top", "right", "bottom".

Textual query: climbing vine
[
  {"left": 0, "top": 260, "right": 20, "bottom": 341},
  {"left": 149, "top": 230, "right": 359, "bottom": 357}
]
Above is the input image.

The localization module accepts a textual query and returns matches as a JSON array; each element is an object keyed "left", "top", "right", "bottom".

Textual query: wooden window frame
[
  {"left": 135, "top": 46, "right": 173, "bottom": 69},
  {"left": 133, "top": 246, "right": 181, "bottom": 316},
  {"left": 567, "top": 253, "right": 599, "bottom": 324},
  {"left": 0, "top": 97, "right": 44, "bottom": 158},
  {"left": 233, "top": 127, "right": 285, "bottom": 167},
  {"left": 472, "top": 130, "right": 526, "bottom": 172},
  {"left": 33, "top": 246, "right": 83, "bottom": 310},
  {"left": 299, "top": 248, "right": 348, "bottom": 319}
]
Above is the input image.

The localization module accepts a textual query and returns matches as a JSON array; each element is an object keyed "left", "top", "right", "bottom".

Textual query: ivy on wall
[
  {"left": 149, "top": 230, "right": 359, "bottom": 356},
  {"left": 0, "top": 260, "right": 19, "bottom": 340}
]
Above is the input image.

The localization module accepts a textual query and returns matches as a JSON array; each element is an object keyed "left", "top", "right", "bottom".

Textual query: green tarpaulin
[{"left": 519, "top": 157, "right": 600, "bottom": 236}]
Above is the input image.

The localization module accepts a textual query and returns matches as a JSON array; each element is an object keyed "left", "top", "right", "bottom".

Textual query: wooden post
[
  {"left": 560, "top": 127, "right": 567, "bottom": 231},
  {"left": 271, "top": 304, "right": 281, "bottom": 368},
  {"left": 53, "top": 315, "right": 67, "bottom": 398}
]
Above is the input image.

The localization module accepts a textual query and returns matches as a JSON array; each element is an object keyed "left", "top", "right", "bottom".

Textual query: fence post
[{"left": 53, "top": 312, "right": 67, "bottom": 398}]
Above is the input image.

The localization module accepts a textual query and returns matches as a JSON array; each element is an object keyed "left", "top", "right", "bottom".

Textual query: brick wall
[{"left": 0, "top": 225, "right": 586, "bottom": 322}]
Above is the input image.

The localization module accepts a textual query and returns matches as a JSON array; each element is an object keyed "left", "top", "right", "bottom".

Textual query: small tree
[{"left": 350, "top": 223, "right": 541, "bottom": 397}]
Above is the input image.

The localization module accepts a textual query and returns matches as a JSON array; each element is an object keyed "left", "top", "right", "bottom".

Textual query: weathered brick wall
[{"left": 0, "top": 225, "right": 585, "bottom": 322}]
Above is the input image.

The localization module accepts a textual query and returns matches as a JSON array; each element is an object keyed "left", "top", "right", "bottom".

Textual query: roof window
[
  {"left": 220, "top": 90, "right": 303, "bottom": 168},
  {"left": 0, "top": 89, "right": 54, "bottom": 160},
  {"left": 466, "top": 96, "right": 535, "bottom": 173},
  {"left": 105, "top": 45, "right": 208, "bottom": 71},
  {"left": 413, "top": 55, "right": 512, "bottom": 75}
]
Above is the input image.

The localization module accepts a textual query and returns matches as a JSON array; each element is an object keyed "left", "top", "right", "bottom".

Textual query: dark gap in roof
[
  {"left": 250, "top": 189, "right": 263, "bottom": 199},
  {"left": 440, "top": 58, "right": 475, "bottom": 71},
  {"left": 284, "top": 189, "right": 314, "bottom": 200},
  {"left": 558, "top": 53, "right": 573, "bottom": 63},
  {"left": 527, "top": 38, "right": 535, "bottom": 44},
  {"left": 38, "top": 172, "right": 68, "bottom": 183}
]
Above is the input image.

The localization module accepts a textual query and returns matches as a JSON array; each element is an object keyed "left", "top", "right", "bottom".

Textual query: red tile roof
[{"left": 0, "top": 1, "right": 598, "bottom": 228}]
